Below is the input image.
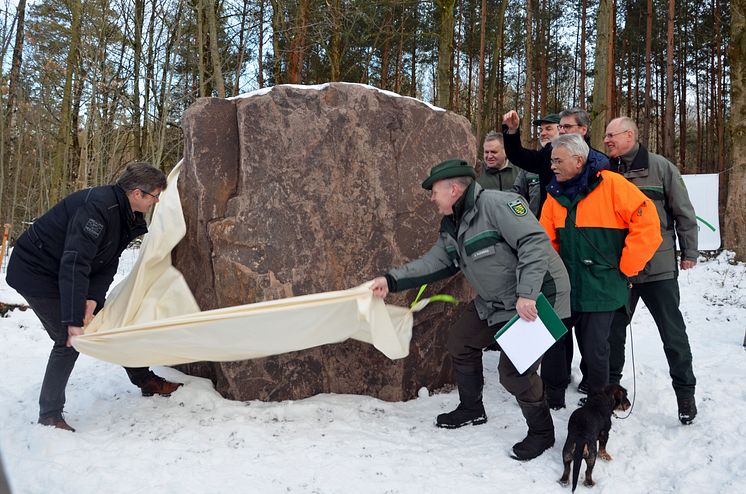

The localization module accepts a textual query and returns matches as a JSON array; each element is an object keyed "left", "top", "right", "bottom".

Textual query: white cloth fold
[{"left": 73, "top": 162, "right": 419, "bottom": 367}]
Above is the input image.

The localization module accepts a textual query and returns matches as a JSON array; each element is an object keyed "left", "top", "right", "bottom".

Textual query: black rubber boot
[
  {"left": 511, "top": 399, "right": 555, "bottom": 460},
  {"left": 677, "top": 396, "right": 697, "bottom": 425},
  {"left": 436, "top": 371, "right": 487, "bottom": 429}
]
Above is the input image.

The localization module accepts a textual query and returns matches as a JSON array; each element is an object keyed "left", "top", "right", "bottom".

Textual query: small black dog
[{"left": 558, "top": 384, "right": 631, "bottom": 491}]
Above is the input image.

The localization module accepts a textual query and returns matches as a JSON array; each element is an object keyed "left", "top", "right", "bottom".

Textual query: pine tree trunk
[
  {"left": 454, "top": 0, "right": 462, "bottom": 110},
  {"left": 235, "top": 0, "right": 249, "bottom": 93},
  {"left": 3, "top": 0, "right": 26, "bottom": 227},
  {"left": 678, "top": 1, "right": 688, "bottom": 171},
  {"left": 381, "top": 11, "right": 392, "bottom": 90},
  {"left": 51, "top": 0, "right": 81, "bottom": 204},
  {"left": 476, "top": 0, "right": 487, "bottom": 148},
  {"left": 258, "top": 0, "right": 265, "bottom": 87},
  {"left": 205, "top": 0, "right": 225, "bottom": 97},
  {"left": 642, "top": 0, "right": 653, "bottom": 147},
  {"left": 270, "top": 0, "right": 283, "bottom": 84},
  {"left": 486, "top": 0, "right": 508, "bottom": 131},
  {"left": 726, "top": 0, "right": 746, "bottom": 259},
  {"left": 579, "top": 0, "right": 587, "bottom": 107},
  {"left": 133, "top": 0, "right": 144, "bottom": 158},
  {"left": 435, "top": 0, "right": 456, "bottom": 109},
  {"left": 521, "top": 0, "right": 534, "bottom": 140},
  {"left": 663, "top": 0, "right": 675, "bottom": 161},
  {"left": 590, "top": 0, "right": 611, "bottom": 148},
  {"left": 328, "top": 0, "right": 342, "bottom": 82}
]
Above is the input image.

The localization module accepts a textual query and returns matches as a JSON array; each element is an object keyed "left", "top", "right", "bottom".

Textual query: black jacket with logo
[{"left": 7, "top": 185, "right": 147, "bottom": 326}]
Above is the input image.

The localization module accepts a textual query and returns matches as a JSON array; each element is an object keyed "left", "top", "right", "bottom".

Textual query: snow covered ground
[{"left": 1, "top": 249, "right": 745, "bottom": 494}]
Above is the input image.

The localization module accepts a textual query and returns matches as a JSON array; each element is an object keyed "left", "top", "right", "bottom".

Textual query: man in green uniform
[
  {"left": 604, "top": 117, "right": 699, "bottom": 425},
  {"left": 371, "top": 159, "right": 571, "bottom": 460}
]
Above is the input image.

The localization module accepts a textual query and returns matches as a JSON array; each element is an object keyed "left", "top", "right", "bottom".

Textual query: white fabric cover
[{"left": 72, "top": 163, "right": 419, "bottom": 367}]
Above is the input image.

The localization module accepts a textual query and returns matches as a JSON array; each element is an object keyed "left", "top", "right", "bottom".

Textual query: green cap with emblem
[
  {"left": 533, "top": 113, "right": 560, "bottom": 126},
  {"left": 421, "top": 159, "right": 477, "bottom": 190}
]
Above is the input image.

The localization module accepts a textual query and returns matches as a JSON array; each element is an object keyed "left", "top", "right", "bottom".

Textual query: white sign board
[{"left": 681, "top": 173, "right": 720, "bottom": 250}]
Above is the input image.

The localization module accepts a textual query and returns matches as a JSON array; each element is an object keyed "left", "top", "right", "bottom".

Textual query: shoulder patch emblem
[
  {"left": 84, "top": 218, "right": 104, "bottom": 238},
  {"left": 508, "top": 199, "right": 528, "bottom": 217}
]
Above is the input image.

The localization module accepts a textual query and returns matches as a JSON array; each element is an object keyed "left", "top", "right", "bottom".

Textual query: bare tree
[
  {"left": 521, "top": 0, "right": 534, "bottom": 141},
  {"left": 663, "top": 0, "right": 675, "bottom": 161},
  {"left": 726, "top": 0, "right": 746, "bottom": 259},
  {"left": 435, "top": 0, "right": 456, "bottom": 109}
]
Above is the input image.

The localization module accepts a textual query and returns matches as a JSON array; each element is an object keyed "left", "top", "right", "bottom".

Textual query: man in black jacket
[{"left": 6, "top": 162, "right": 182, "bottom": 432}]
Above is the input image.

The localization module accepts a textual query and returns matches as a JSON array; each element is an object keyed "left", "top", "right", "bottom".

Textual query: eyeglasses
[
  {"left": 558, "top": 124, "right": 581, "bottom": 131},
  {"left": 139, "top": 188, "right": 160, "bottom": 200},
  {"left": 549, "top": 155, "right": 580, "bottom": 165},
  {"left": 604, "top": 129, "right": 631, "bottom": 139}
]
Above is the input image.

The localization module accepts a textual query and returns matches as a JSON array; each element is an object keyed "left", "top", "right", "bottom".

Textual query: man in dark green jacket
[
  {"left": 604, "top": 117, "right": 699, "bottom": 425},
  {"left": 477, "top": 132, "right": 520, "bottom": 191},
  {"left": 371, "top": 159, "right": 571, "bottom": 461}
]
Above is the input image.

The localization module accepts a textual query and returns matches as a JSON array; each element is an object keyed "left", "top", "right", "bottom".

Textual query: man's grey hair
[
  {"left": 446, "top": 176, "right": 474, "bottom": 189},
  {"left": 614, "top": 116, "right": 640, "bottom": 140},
  {"left": 559, "top": 108, "right": 591, "bottom": 130},
  {"left": 116, "top": 162, "right": 167, "bottom": 193},
  {"left": 483, "top": 131, "right": 504, "bottom": 145},
  {"left": 551, "top": 134, "right": 589, "bottom": 162}
]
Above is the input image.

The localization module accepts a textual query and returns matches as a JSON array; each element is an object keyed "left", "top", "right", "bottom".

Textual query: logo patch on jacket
[
  {"left": 84, "top": 218, "right": 104, "bottom": 238},
  {"left": 508, "top": 199, "right": 528, "bottom": 217}
]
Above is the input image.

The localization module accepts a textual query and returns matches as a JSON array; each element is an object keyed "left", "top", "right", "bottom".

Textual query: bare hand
[
  {"left": 502, "top": 110, "right": 520, "bottom": 133},
  {"left": 66, "top": 326, "right": 84, "bottom": 348},
  {"left": 83, "top": 299, "right": 97, "bottom": 326},
  {"left": 516, "top": 296, "right": 538, "bottom": 321},
  {"left": 370, "top": 277, "right": 390, "bottom": 299},
  {"left": 680, "top": 260, "right": 697, "bottom": 270}
]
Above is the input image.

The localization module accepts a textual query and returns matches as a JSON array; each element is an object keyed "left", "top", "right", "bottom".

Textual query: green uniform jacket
[
  {"left": 387, "top": 183, "right": 571, "bottom": 326},
  {"left": 477, "top": 162, "right": 520, "bottom": 192},
  {"left": 616, "top": 145, "right": 698, "bottom": 283},
  {"left": 512, "top": 169, "right": 541, "bottom": 217}
]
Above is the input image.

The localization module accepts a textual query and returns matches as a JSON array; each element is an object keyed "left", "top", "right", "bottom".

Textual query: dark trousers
[
  {"left": 608, "top": 278, "right": 696, "bottom": 398},
  {"left": 447, "top": 302, "right": 543, "bottom": 403},
  {"left": 569, "top": 310, "right": 615, "bottom": 395},
  {"left": 540, "top": 317, "right": 574, "bottom": 399},
  {"left": 25, "top": 296, "right": 154, "bottom": 419}
]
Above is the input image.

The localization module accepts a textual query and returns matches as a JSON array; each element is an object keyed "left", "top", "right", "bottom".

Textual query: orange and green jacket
[{"left": 539, "top": 169, "right": 662, "bottom": 313}]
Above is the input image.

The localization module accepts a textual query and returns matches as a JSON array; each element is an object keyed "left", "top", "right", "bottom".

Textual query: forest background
[{"left": 1, "top": 0, "right": 744, "bottom": 258}]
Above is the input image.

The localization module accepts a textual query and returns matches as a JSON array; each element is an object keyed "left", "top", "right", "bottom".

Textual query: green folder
[{"left": 493, "top": 293, "right": 567, "bottom": 374}]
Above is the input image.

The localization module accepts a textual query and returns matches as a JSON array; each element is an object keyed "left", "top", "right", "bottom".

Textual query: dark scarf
[{"left": 546, "top": 151, "right": 606, "bottom": 201}]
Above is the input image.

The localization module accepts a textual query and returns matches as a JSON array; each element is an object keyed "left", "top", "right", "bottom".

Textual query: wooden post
[{"left": 0, "top": 224, "right": 11, "bottom": 272}]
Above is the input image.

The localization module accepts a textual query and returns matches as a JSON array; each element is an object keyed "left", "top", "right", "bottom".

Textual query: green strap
[
  {"left": 410, "top": 284, "right": 459, "bottom": 308},
  {"left": 411, "top": 285, "right": 428, "bottom": 307}
]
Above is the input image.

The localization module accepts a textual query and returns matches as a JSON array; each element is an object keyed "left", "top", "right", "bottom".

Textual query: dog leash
[{"left": 613, "top": 319, "right": 636, "bottom": 419}]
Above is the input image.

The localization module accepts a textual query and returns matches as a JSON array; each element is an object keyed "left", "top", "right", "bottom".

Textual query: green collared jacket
[
  {"left": 616, "top": 145, "right": 698, "bottom": 283},
  {"left": 386, "top": 182, "right": 570, "bottom": 326}
]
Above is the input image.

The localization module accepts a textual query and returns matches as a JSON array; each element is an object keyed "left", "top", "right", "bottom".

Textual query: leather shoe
[
  {"left": 38, "top": 415, "right": 75, "bottom": 432},
  {"left": 140, "top": 375, "right": 183, "bottom": 397}
]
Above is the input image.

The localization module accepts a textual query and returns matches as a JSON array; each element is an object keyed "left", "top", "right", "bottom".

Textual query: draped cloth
[{"left": 72, "top": 162, "right": 420, "bottom": 367}]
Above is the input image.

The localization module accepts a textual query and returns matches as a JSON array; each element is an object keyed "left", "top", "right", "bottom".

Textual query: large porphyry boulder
[{"left": 173, "top": 83, "right": 477, "bottom": 401}]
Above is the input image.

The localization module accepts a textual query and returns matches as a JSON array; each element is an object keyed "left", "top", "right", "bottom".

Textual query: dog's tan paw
[{"left": 599, "top": 450, "right": 613, "bottom": 461}]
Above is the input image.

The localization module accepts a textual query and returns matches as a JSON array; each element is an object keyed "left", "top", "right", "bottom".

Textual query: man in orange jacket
[{"left": 540, "top": 134, "right": 661, "bottom": 399}]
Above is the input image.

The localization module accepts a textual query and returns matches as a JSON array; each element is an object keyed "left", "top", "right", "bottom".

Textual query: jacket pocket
[{"left": 643, "top": 234, "right": 676, "bottom": 276}]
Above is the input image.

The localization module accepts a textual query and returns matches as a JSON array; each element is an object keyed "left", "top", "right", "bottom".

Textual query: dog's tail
[{"left": 571, "top": 437, "right": 585, "bottom": 492}]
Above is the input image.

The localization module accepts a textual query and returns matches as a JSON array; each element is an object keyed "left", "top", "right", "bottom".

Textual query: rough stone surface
[{"left": 173, "top": 83, "right": 477, "bottom": 402}]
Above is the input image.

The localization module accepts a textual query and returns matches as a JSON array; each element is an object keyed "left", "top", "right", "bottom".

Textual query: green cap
[
  {"left": 421, "top": 159, "right": 477, "bottom": 190},
  {"left": 533, "top": 113, "right": 560, "bottom": 126}
]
